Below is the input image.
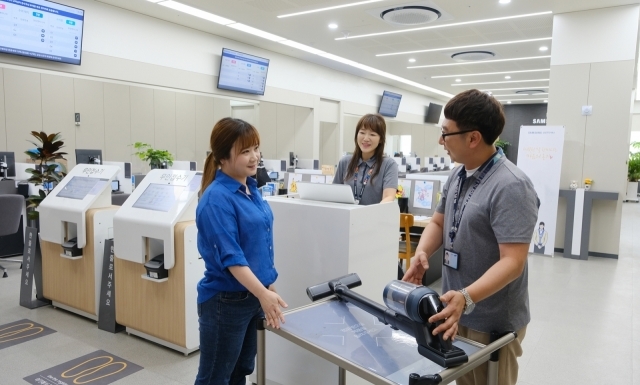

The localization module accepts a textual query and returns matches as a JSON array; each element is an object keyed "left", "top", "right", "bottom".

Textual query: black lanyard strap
[
  {"left": 353, "top": 163, "right": 374, "bottom": 203},
  {"left": 449, "top": 148, "right": 504, "bottom": 246}
]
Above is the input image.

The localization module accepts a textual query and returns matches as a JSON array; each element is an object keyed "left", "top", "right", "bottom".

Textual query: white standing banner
[{"left": 516, "top": 126, "right": 565, "bottom": 256}]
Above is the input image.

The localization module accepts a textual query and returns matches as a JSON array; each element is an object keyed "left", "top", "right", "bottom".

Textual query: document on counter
[{"left": 413, "top": 215, "right": 430, "bottom": 221}]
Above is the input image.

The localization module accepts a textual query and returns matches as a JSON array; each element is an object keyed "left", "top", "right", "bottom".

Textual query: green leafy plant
[
  {"left": 132, "top": 142, "right": 174, "bottom": 169},
  {"left": 24, "top": 131, "right": 67, "bottom": 220},
  {"left": 628, "top": 142, "right": 640, "bottom": 182},
  {"left": 494, "top": 138, "right": 511, "bottom": 157}
]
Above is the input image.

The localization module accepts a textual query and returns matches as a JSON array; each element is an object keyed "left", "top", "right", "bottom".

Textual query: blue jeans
[{"left": 194, "top": 291, "right": 263, "bottom": 385}]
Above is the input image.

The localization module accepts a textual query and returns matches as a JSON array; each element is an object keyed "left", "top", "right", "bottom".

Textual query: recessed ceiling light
[
  {"left": 482, "top": 86, "right": 549, "bottom": 91},
  {"left": 336, "top": 11, "right": 552, "bottom": 40},
  {"left": 278, "top": 0, "right": 383, "bottom": 18},
  {"left": 507, "top": 101, "right": 512, "bottom": 104},
  {"left": 377, "top": 37, "right": 552, "bottom": 57},
  {"left": 453, "top": 79, "right": 550, "bottom": 86},
  {"left": 498, "top": 98, "right": 549, "bottom": 102},
  {"left": 328, "top": 23, "right": 338, "bottom": 29},
  {"left": 544, "top": 100, "right": 548, "bottom": 103},
  {"left": 455, "top": 79, "right": 462, "bottom": 82},
  {"left": 499, "top": 0, "right": 511, "bottom": 4},
  {"left": 539, "top": 46, "right": 549, "bottom": 51},
  {"left": 431, "top": 69, "right": 549, "bottom": 79},
  {"left": 409, "top": 55, "right": 551, "bottom": 69},
  {"left": 408, "top": 58, "right": 416, "bottom": 63},
  {"left": 505, "top": 76, "right": 511, "bottom": 79}
]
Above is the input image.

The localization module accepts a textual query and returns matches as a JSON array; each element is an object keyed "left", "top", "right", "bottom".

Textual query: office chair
[{"left": 0, "top": 194, "right": 25, "bottom": 278}]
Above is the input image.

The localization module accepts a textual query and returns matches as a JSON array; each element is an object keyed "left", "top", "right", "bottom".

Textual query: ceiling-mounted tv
[
  {"left": 378, "top": 90, "right": 402, "bottom": 118},
  {"left": 217, "top": 48, "right": 270, "bottom": 96},
  {"left": 425, "top": 102, "right": 443, "bottom": 124},
  {"left": 0, "top": 0, "right": 85, "bottom": 65}
]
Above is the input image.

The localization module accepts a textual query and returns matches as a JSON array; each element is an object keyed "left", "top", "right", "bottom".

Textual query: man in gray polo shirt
[{"left": 403, "top": 89, "right": 539, "bottom": 385}]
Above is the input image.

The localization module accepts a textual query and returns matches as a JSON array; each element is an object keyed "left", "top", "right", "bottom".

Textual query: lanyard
[
  {"left": 353, "top": 163, "right": 374, "bottom": 203},
  {"left": 449, "top": 148, "right": 504, "bottom": 246}
]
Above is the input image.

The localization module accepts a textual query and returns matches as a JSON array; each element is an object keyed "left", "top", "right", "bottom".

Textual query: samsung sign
[{"left": 533, "top": 119, "right": 546, "bottom": 124}]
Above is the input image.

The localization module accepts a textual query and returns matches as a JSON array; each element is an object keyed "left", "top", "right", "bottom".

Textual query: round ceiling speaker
[
  {"left": 451, "top": 51, "right": 495, "bottom": 62},
  {"left": 380, "top": 6, "right": 441, "bottom": 26},
  {"left": 516, "top": 89, "right": 546, "bottom": 95}
]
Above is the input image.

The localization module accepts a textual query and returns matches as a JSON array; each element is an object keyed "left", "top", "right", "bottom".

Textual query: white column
[{"left": 548, "top": 5, "right": 640, "bottom": 256}]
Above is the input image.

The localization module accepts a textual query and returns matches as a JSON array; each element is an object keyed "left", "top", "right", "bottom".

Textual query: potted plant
[
  {"left": 626, "top": 142, "right": 640, "bottom": 202},
  {"left": 494, "top": 138, "right": 511, "bottom": 157},
  {"left": 24, "top": 131, "right": 67, "bottom": 221},
  {"left": 132, "top": 142, "right": 174, "bottom": 170}
]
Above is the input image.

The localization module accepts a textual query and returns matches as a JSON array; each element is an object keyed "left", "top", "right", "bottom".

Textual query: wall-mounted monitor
[
  {"left": 425, "top": 103, "right": 443, "bottom": 124},
  {"left": 379, "top": 91, "right": 402, "bottom": 118},
  {"left": 0, "top": 151, "right": 16, "bottom": 178},
  {"left": 75, "top": 149, "right": 102, "bottom": 165},
  {"left": 217, "top": 48, "right": 270, "bottom": 95},
  {"left": 0, "top": 0, "right": 85, "bottom": 65}
]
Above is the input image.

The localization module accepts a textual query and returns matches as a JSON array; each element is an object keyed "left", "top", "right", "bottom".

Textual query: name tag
[{"left": 444, "top": 249, "right": 460, "bottom": 270}]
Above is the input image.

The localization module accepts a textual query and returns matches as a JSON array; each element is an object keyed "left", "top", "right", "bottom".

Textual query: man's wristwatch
[{"left": 459, "top": 288, "right": 475, "bottom": 315}]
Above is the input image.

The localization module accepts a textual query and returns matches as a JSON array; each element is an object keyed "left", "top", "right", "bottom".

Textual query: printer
[{"left": 144, "top": 254, "right": 169, "bottom": 280}]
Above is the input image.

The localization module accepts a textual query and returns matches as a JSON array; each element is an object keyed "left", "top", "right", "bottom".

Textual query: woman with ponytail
[
  {"left": 333, "top": 113, "right": 398, "bottom": 205},
  {"left": 195, "top": 117, "right": 288, "bottom": 385}
]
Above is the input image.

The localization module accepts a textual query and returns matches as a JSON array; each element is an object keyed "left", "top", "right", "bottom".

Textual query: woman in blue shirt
[{"left": 195, "top": 117, "right": 288, "bottom": 385}]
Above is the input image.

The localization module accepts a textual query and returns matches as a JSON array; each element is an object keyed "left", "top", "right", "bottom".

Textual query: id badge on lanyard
[
  {"left": 353, "top": 164, "right": 373, "bottom": 204},
  {"left": 445, "top": 149, "right": 504, "bottom": 269}
]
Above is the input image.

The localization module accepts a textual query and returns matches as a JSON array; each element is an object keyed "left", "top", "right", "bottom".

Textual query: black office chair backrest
[{"left": 0, "top": 194, "right": 24, "bottom": 236}]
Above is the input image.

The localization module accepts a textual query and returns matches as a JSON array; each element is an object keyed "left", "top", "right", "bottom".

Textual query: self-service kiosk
[
  {"left": 113, "top": 170, "right": 204, "bottom": 355},
  {"left": 38, "top": 164, "right": 120, "bottom": 320}
]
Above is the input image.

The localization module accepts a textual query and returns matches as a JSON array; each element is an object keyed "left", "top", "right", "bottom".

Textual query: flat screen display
[
  {"left": 425, "top": 103, "right": 443, "bottom": 124},
  {"left": 217, "top": 48, "right": 270, "bottom": 95},
  {"left": 132, "top": 183, "right": 185, "bottom": 212},
  {"left": 379, "top": 91, "right": 402, "bottom": 118},
  {"left": 0, "top": 0, "right": 85, "bottom": 65},
  {"left": 57, "top": 176, "right": 103, "bottom": 200}
]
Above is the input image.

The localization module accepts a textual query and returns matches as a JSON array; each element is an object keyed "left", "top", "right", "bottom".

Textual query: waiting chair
[
  {"left": 0, "top": 194, "right": 25, "bottom": 278},
  {"left": 398, "top": 213, "right": 419, "bottom": 279}
]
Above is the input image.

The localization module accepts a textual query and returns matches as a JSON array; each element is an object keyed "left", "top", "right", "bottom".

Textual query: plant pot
[{"left": 625, "top": 181, "right": 639, "bottom": 202}]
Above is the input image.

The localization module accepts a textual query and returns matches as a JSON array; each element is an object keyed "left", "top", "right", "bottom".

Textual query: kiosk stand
[
  {"left": 113, "top": 170, "right": 203, "bottom": 355},
  {"left": 38, "top": 164, "right": 120, "bottom": 320}
]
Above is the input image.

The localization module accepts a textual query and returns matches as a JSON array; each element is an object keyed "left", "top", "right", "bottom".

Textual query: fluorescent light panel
[
  {"left": 499, "top": 98, "right": 548, "bottom": 102},
  {"left": 158, "top": 1, "right": 235, "bottom": 25},
  {"left": 481, "top": 86, "right": 549, "bottom": 91},
  {"left": 377, "top": 37, "right": 552, "bottom": 57},
  {"left": 454, "top": 79, "right": 549, "bottom": 86},
  {"left": 280, "top": 40, "right": 326, "bottom": 55},
  {"left": 278, "top": 0, "right": 383, "bottom": 18},
  {"left": 228, "top": 23, "right": 285, "bottom": 42},
  {"left": 491, "top": 93, "right": 548, "bottom": 97},
  {"left": 409, "top": 55, "right": 551, "bottom": 69},
  {"left": 336, "top": 11, "right": 552, "bottom": 40},
  {"left": 432, "top": 69, "right": 549, "bottom": 79}
]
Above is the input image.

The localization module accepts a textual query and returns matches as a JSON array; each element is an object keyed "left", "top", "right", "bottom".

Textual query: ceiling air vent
[
  {"left": 380, "top": 6, "right": 441, "bottom": 26},
  {"left": 451, "top": 51, "right": 495, "bottom": 62},
  {"left": 516, "top": 90, "right": 546, "bottom": 95}
]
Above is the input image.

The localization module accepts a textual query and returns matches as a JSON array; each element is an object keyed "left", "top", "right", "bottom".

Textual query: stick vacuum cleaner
[{"left": 307, "top": 274, "right": 468, "bottom": 384}]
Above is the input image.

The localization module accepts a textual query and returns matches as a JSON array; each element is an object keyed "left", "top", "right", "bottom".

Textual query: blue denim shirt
[{"left": 196, "top": 169, "right": 277, "bottom": 304}]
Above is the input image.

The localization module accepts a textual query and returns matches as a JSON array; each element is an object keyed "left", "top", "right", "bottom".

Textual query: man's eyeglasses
[{"left": 441, "top": 129, "right": 476, "bottom": 141}]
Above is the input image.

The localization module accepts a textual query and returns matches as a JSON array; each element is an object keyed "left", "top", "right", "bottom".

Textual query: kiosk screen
[
  {"left": 56, "top": 177, "right": 104, "bottom": 200},
  {"left": 133, "top": 183, "right": 185, "bottom": 212}
]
